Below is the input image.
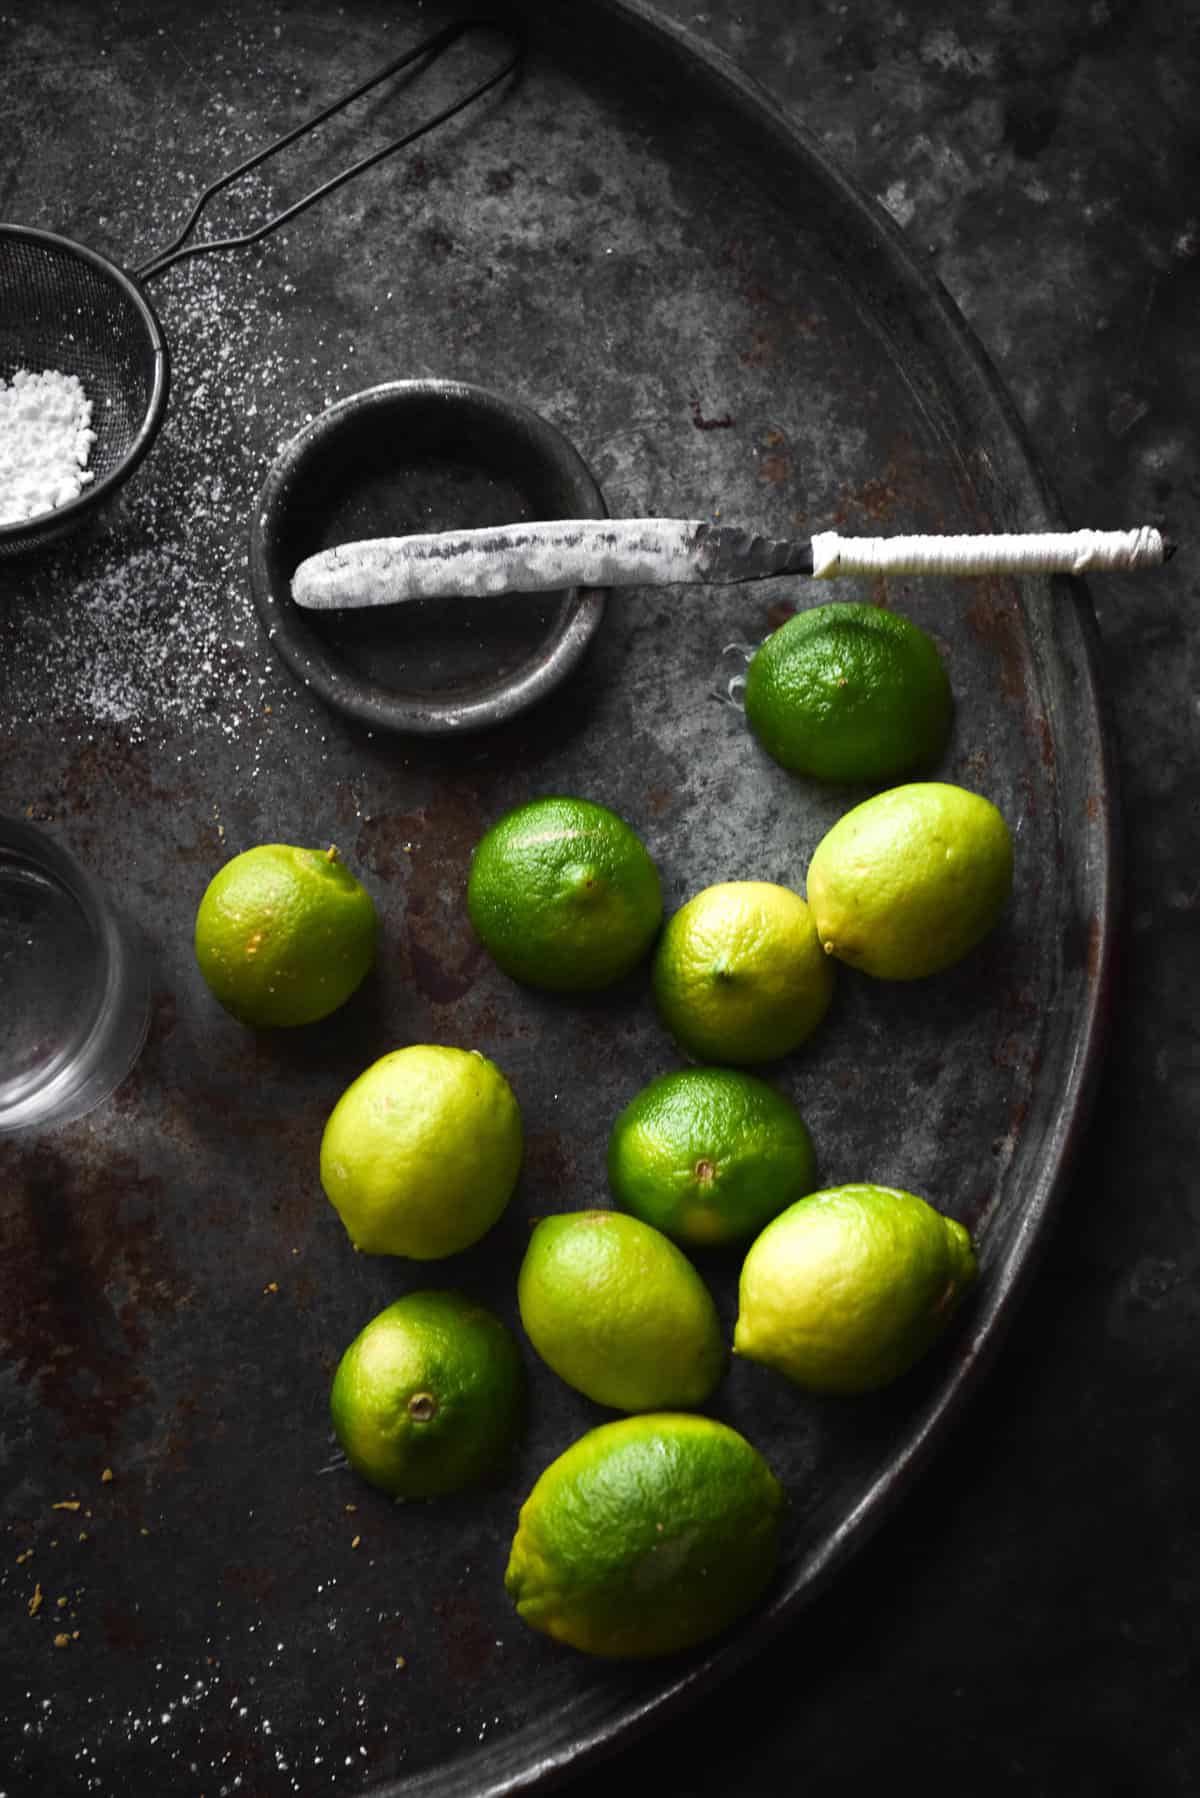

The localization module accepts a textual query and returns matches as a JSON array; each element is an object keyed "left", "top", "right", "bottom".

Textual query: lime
[
  {"left": 194, "top": 843, "right": 377, "bottom": 1027},
  {"left": 806, "top": 781, "right": 1014, "bottom": 979},
  {"left": 467, "top": 796, "right": 662, "bottom": 991},
  {"left": 744, "top": 602, "right": 953, "bottom": 781},
  {"left": 504, "top": 1413, "right": 784, "bottom": 1658},
  {"left": 652, "top": 880, "right": 834, "bottom": 1064},
  {"left": 320, "top": 1046, "right": 522, "bottom": 1258},
  {"left": 608, "top": 1068, "right": 817, "bottom": 1247},
  {"left": 517, "top": 1210, "right": 725, "bottom": 1411},
  {"left": 330, "top": 1290, "right": 523, "bottom": 1498},
  {"left": 734, "top": 1183, "right": 977, "bottom": 1394}
]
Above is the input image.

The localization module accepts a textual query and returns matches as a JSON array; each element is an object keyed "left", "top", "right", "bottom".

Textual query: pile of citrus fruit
[{"left": 192, "top": 598, "right": 1012, "bottom": 1660}]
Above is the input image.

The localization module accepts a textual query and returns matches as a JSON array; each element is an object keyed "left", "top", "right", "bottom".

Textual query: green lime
[
  {"left": 734, "top": 1183, "right": 977, "bottom": 1394},
  {"left": 320, "top": 1046, "right": 522, "bottom": 1258},
  {"left": 652, "top": 880, "right": 834, "bottom": 1064},
  {"left": 517, "top": 1210, "right": 725, "bottom": 1411},
  {"left": 194, "top": 843, "right": 377, "bottom": 1027},
  {"left": 744, "top": 602, "right": 953, "bottom": 781},
  {"left": 330, "top": 1290, "right": 523, "bottom": 1498},
  {"left": 806, "top": 781, "right": 1014, "bottom": 980},
  {"left": 608, "top": 1068, "right": 817, "bottom": 1247},
  {"left": 504, "top": 1413, "right": 784, "bottom": 1658},
  {"left": 467, "top": 796, "right": 663, "bottom": 992}
]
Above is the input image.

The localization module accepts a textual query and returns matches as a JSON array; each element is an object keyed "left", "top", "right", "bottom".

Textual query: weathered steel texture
[{"left": 0, "top": 1, "right": 1113, "bottom": 1794}]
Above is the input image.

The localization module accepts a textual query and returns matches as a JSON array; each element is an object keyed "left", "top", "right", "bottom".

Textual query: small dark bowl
[{"left": 248, "top": 379, "right": 608, "bottom": 735}]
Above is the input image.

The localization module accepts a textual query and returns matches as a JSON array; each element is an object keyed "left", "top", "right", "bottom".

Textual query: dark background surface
[{"left": 2, "top": 1, "right": 1197, "bottom": 1794}]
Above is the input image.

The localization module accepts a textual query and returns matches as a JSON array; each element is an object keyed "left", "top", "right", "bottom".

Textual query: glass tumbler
[{"left": 0, "top": 815, "right": 150, "bottom": 1132}]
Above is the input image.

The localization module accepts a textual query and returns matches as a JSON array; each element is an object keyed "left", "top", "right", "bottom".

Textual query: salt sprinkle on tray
[
  {"left": 0, "top": 370, "right": 96, "bottom": 526},
  {"left": 0, "top": 247, "right": 302, "bottom": 751}
]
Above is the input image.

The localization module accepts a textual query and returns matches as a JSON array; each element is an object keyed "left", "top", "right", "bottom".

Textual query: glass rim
[{"left": 0, "top": 814, "right": 149, "bottom": 1132}]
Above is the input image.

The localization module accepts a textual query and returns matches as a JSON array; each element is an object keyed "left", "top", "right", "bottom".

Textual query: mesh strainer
[{"left": 0, "top": 17, "right": 523, "bottom": 559}]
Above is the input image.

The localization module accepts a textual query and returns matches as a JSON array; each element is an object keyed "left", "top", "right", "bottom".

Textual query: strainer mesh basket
[{"left": 0, "top": 227, "right": 167, "bottom": 557}]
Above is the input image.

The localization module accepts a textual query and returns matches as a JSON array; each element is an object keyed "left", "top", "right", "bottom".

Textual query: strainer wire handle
[{"left": 132, "top": 16, "right": 524, "bottom": 282}]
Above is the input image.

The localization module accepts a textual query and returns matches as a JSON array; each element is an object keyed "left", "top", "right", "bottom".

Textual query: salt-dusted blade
[{"left": 290, "top": 519, "right": 814, "bottom": 609}]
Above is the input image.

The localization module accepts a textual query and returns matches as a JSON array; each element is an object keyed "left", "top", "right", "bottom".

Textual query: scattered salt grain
[{"left": 0, "top": 370, "right": 96, "bottom": 525}]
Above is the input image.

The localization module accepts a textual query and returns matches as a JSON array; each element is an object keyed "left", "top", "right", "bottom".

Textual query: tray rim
[{"left": 364, "top": 2, "right": 1120, "bottom": 1793}]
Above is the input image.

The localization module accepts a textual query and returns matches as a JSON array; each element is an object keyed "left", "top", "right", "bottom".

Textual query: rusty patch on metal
[
  {"left": 957, "top": 746, "right": 995, "bottom": 786},
  {"left": 0, "top": 1147, "right": 191, "bottom": 1446},
  {"left": 410, "top": 936, "right": 489, "bottom": 1005},
  {"left": 431, "top": 1590, "right": 499, "bottom": 1682},
  {"left": 362, "top": 788, "right": 492, "bottom": 1008},
  {"left": 100, "top": 1603, "right": 155, "bottom": 1656},
  {"left": 222, "top": 1562, "right": 278, "bottom": 1603},
  {"left": 174, "top": 823, "right": 225, "bottom": 866},
  {"left": 522, "top": 1129, "right": 578, "bottom": 1198},
  {"left": 968, "top": 580, "right": 1028, "bottom": 701},
  {"left": 850, "top": 475, "right": 899, "bottom": 522},
  {"left": 356, "top": 813, "right": 415, "bottom": 886},
  {"left": 740, "top": 328, "right": 775, "bottom": 368},
  {"left": 690, "top": 397, "right": 734, "bottom": 431},
  {"left": 756, "top": 426, "right": 793, "bottom": 487},
  {"left": 111, "top": 990, "right": 178, "bottom": 1118},
  {"left": 53, "top": 735, "right": 184, "bottom": 820}
]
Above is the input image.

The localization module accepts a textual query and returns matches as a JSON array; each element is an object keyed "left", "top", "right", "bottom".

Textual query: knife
[{"left": 290, "top": 518, "right": 1172, "bottom": 610}]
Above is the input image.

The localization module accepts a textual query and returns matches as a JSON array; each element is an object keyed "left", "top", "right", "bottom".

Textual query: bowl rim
[{"left": 247, "top": 377, "right": 609, "bottom": 735}]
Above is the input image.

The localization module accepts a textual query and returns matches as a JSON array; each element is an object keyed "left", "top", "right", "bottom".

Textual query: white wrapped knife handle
[{"left": 811, "top": 526, "right": 1166, "bottom": 579}]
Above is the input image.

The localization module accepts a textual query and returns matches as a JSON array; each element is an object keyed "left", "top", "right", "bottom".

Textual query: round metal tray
[{"left": 0, "top": 2, "right": 1115, "bottom": 1794}]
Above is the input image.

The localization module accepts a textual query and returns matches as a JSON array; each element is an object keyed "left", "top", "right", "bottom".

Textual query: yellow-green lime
[
  {"left": 806, "top": 781, "right": 1014, "bottom": 979},
  {"left": 194, "top": 843, "right": 377, "bottom": 1027},
  {"left": 734, "top": 1183, "right": 977, "bottom": 1394},
  {"left": 330, "top": 1290, "right": 523, "bottom": 1498},
  {"left": 744, "top": 602, "right": 953, "bottom": 781},
  {"left": 467, "top": 796, "right": 663, "bottom": 991},
  {"left": 652, "top": 881, "right": 834, "bottom": 1064},
  {"left": 608, "top": 1068, "right": 817, "bottom": 1248},
  {"left": 517, "top": 1211, "right": 725, "bottom": 1411},
  {"left": 320, "top": 1046, "right": 522, "bottom": 1258},
  {"left": 504, "top": 1413, "right": 784, "bottom": 1658}
]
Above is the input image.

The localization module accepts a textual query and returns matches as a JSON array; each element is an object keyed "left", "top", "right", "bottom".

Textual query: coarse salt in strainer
[{"left": 0, "top": 17, "right": 523, "bottom": 559}]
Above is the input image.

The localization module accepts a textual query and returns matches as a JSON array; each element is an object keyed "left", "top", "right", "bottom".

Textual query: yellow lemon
[
  {"left": 734, "top": 1183, "right": 977, "bottom": 1394},
  {"left": 806, "top": 782, "right": 1013, "bottom": 979},
  {"left": 652, "top": 880, "right": 834, "bottom": 1063},
  {"left": 517, "top": 1210, "right": 725, "bottom": 1411},
  {"left": 320, "top": 1046, "right": 522, "bottom": 1258}
]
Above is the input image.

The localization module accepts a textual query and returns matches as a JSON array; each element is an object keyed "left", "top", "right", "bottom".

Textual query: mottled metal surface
[{"left": 0, "top": 2, "right": 1117, "bottom": 1794}]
